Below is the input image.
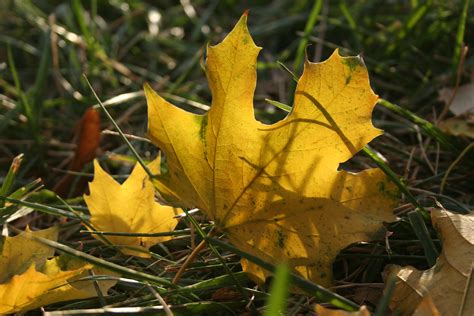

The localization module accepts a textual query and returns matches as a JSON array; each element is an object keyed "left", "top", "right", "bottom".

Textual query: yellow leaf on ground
[
  {"left": 316, "top": 304, "right": 371, "bottom": 316},
  {"left": 0, "top": 226, "right": 57, "bottom": 283},
  {"left": 84, "top": 160, "right": 179, "bottom": 258},
  {"left": 387, "top": 208, "right": 474, "bottom": 315},
  {"left": 0, "top": 262, "right": 89, "bottom": 313},
  {"left": 146, "top": 13, "right": 398, "bottom": 286},
  {"left": 0, "top": 228, "right": 116, "bottom": 314}
]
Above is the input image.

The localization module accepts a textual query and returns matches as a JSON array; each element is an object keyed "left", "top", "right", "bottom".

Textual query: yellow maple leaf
[
  {"left": 145, "top": 13, "right": 398, "bottom": 286},
  {"left": 84, "top": 159, "right": 179, "bottom": 258},
  {"left": 0, "top": 226, "right": 57, "bottom": 283},
  {"left": 387, "top": 208, "right": 473, "bottom": 315},
  {"left": 0, "top": 227, "right": 116, "bottom": 314}
]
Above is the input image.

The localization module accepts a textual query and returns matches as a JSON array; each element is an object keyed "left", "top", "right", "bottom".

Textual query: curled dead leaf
[{"left": 387, "top": 208, "right": 474, "bottom": 315}]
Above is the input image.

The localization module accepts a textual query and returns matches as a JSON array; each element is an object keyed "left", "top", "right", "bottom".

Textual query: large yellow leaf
[
  {"left": 84, "top": 160, "right": 179, "bottom": 258},
  {"left": 387, "top": 208, "right": 474, "bottom": 315},
  {"left": 0, "top": 228, "right": 116, "bottom": 314},
  {"left": 146, "top": 13, "right": 398, "bottom": 286}
]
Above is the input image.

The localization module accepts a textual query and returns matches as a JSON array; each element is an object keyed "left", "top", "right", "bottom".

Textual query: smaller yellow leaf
[
  {"left": 84, "top": 159, "right": 179, "bottom": 257},
  {"left": 0, "top": 263, "right": 87, "bottom": 313},
  {"left": 41, "top": 256, "right": 117, "bottom": 297},
  {"left": 0, "top": 228, "right": 117, "bottom": 314},
  {"left": 0, "top": 226, "right": 57, "bottom": 283}
]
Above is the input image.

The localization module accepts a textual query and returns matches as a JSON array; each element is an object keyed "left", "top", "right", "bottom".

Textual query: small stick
[{"left": 171, "top": 239, "right": 207, "bottom": 284}]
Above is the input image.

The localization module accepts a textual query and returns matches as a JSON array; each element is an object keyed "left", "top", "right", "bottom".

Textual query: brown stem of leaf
[
  {"left": 172, "top": 228, "right": 215, "bottom": 285},
  {"left": 172, "top": 239, "right": 207, "bottom": 285}
]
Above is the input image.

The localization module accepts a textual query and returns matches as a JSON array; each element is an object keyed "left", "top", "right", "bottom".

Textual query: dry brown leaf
[
  {"left": 438, "top": 83, "right": 474, "bottom": 116},
  {"left": 54, "top": 107, "right": 101, "bottom": 197},
  {"left": 387, "top": 208, "right": 474, "bottom": 315},
  {"left": 412, "top": 296, "right": 441, "bottom": 316}
]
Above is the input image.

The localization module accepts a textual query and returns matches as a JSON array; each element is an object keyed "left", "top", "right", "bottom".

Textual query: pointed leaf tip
[{"left": 143, "top": 82, "right": 153, "bottom": 93}]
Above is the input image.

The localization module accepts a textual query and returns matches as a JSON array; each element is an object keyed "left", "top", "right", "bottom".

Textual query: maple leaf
[
  {"left": 0, "top": 226, "right": 57, "bottom": 283},
  {"left": 84, "top": 159, "right": 179, "bottom": 258},
  {"left": 387, "top": 208, "right": 474, "bottom": 315},
  {"left": 0, "top": 227, "right": 116, "bottom": 314},
  {"left": 145, "top": 13, "right": 398, "bottom": 286}
]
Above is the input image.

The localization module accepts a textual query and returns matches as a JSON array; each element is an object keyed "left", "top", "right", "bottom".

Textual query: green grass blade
[
  {"left": 0, "top": 196, "right": 88, "bottom": 220},
  {"left": 83, "top": 228, "right": 197, "bottom": 238},
  {"left": 264, "top": 263, "right": 290, "bottom": 316},
  {"left": 362, "top": 146, "right": 427, "bottom": 217},
  {"left": 265, "top": 98, "right": 293, "bottom": 112},
  {"left": 71, "top": 0, "right": 92, "bottom": 45},
  {"left": 375, "top": 275, "right": 396, "bottom": 316},
  {"left": 7, "top": 46, "right": 34, "bottom": 130},
  {"left": 387, "top": 0, "right": 432, "bottom": 54},
  {"left": 7, "top": 178, "right": 41, "bottom": 201},
  {"left": 407, "top": 210, "right": 439, "bottom": 266},
  {"left": 83, "top": 75, "right": 154, "bottom": 179},
  {"left": 30, "top": 30, "right": 51, "bottom": 129},
  {"left": 277, "top": 61, "right": 298, "bottom": 82},
  {"left": 168, "top": 272, "right": 249, "bottom": 295},
  {"left": 378, "top": 99, "right": 458, "bottom": 153},
  {"left": 293, "top": 0, "right": 323, "bottom": 73},
  {"left": 0, "top": 154, "right": 23, "bottom": 208},
  {"left": 452, "top": 0, "right": 471, "bottom": 76},
  {"left": 338, "top": 1, "right": 361, "bottom": 50},
  {"left": 32, "top": 235, "right": 176, "bottom": 288}
]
